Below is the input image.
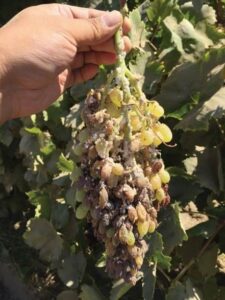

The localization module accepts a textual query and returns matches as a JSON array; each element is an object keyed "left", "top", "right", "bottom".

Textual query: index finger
[{"left": 56, "top": 4, "right": 131, "bottom": 33}]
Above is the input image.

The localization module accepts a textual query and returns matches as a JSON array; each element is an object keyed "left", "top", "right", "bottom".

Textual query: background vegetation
[{"left": 0, "top": 0, "right": 225, "bottom": 299}]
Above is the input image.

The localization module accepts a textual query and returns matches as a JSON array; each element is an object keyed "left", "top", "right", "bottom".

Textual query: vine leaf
[
  {"left": 24, "top": 218, "right": 63, "bottom": 262},
  {"left": 196, "top": 147, "right": 224, "bottom": 194},
  {"left": 142, "top": 262, "right": 157, "bottom": 300},
  {"left": 197, "top": 243, "right": 218, "bottom": 278},
  {"left": 147, "top": 0, "right": 177, "bottom": 23},
  {"left": 158, "top": 204, "right": 188, "bottom": 255},
  {"left": 176, "top": 87, "right": 225, "bottom": 131},
  {"left": 129, "top": 8, "right": 148, "bottom": 49},
  {"left": 56, "top": 290, "right": 79, "bottom": 300},
  {"left": 166, "top": 279, "right": 203, "bottom": 300},
  {"left": 157, "top": 48, "right": 225, "bottom": 113},
  {"left": 110, "top": 279, "right": 133, "bottom": 300},
  {"left": 163, "top": 15, "right": 213, "bottom": 57},
  {"left": 80, "top": 284, "right": 105, "bottom": 300},
  {"left": 57, "top": 153, "right": 74, "bottom": 173},
  {"left": 26, "top": 190, "right": 51, "bottom": 219},
  {"left": 51, "top": 201, "right": 69, "bottom": 230},
  {"left": 57, "top": 252, "right": 86, "bottom": 289},
  {"left": 146, "top": 232, "right": 171, "bottom": 270}
]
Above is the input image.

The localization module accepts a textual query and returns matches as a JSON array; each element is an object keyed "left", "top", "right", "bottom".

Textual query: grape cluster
[{"left": 72, "top": 29, "right": 172, "bottom": 285}]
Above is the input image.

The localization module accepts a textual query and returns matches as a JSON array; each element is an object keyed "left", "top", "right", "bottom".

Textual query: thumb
[{"left": 67, "top": 11, "right": 123, "bottom": 46}]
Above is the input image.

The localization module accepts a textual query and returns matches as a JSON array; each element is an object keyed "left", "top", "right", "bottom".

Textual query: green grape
[
  {"left": 156, "top": 123, "right": 172, "bottom": 143},
  {"left": 140, "top": 129, "right": 154, "bottom": 146},
  {"left": 78, "top": 128, "right": 89, "bottom": 143},
  {"left": 119, "top": 225, "right": 135, "bottom": 246},
  {"left": 76, "top": 189, "right": 86, "bottom": 203},
  {"left": 108, "top": 88, "right": 123, "bottom": 107},
  {"left": 147, "top": 101, "right": 164, "bottom": 118},
  {"left": 73, "top": 144, "right": 83, "bottom": 156},
  {"left": 106, "top": 101, "right": 121, "bottom": 118},
  {"left": 126, "top": 231, "right": 136, "bottom": 246},
  {"left": 159, "top": 168, "right": 171, "bottom": 184},
  {"left": 76, "top": 203, "right": 89, "bottom": 220},
  {"left": 112, "top": 163, "right": 124, "bottom": 176},
  {"left": 150, "top": 174, "right": 161, "bottom": 190},
  {"left": 137, "top": 220, "right": 149, "bottom": 238},
  {"left": 155, "top": 188, "right": 165, "bottom": 202},
  {"left": 129, "top": 112, "right": 142, "bottom": 132},
  {"left": 148, "top": 220, "right": 156, "bottom": 233}
]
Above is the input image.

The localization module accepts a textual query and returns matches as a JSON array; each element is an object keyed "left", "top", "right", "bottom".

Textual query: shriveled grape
[{"left": 71, "top": 24, "right": 172, "bottom": 285}]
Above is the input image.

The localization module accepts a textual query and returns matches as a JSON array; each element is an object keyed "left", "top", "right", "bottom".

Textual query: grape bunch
[{"left": 72, "top": 27, "right": 172, "bottom": 284}]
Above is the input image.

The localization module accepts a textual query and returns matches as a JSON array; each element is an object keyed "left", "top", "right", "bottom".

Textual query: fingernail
[{"left": 101, "top": 11, "right": 122, "bottom": 27}]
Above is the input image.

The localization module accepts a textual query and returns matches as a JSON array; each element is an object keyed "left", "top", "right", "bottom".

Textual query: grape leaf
[
  {"left": 51, "top": 201, "right": 69, "bottom": 230},
  {"left": 197, "top": 243, "right": 218, "bottom": 278},
  {"left": 176, "top": 87, "right": 225, "bottom": 131},
  {"left": 196, "top": 147, "right": 224, "bottom": 194},
  {"left": 166, "top": 279, "right": 203, "bottom": 300},
  {"left": 129, "top": 8, "right": 148, "bottom": 49},
  {"left": 58, "top": 252, "right": 86, "bottom": 288},
  {"left": 57, "top": 153, "right": 74, "bottom": 173},
  {"left": 158, "top": 204, "right": 188, "bottom": 254},
  {"left": 80, "top": 284, "right": 105, "bottom": 300},
  {"left": 142, "top": 263, "right": 157, "bottom": 300},
  {"left": 110, "top": 279, "right": 133, "bottom": 300},
  {"left": 24, "top": 218, "right": 63, "bottom": 262},
  {"left": 146, "top": 232, "right": 171, "bottom": 269},
  {"left": 56, "top": 291, "right": 79, "bottom": 300},
  {"left": 157, "top": 47, "right": 225, "bottom": 113}
]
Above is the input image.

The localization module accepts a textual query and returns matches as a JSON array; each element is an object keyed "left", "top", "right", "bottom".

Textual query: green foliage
[{"left": 1, "top": 0, "right": 225, "bottom": 299}]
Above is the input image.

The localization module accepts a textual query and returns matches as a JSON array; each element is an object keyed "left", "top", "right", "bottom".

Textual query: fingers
[
  {"left": 65, "top": 11, "right": 123, "bottom": 46},
  {"left": 123, "top": 17, "right": 131, "bottom": 35},
  {"left": 72, "top": 64, "right": 99, "bottom": 84},
  {"left": 78, "top": 35, "right": 132, "bottom": 54},
  {"left": 72, "top": 52, "right": 116, "bottom": 69}
]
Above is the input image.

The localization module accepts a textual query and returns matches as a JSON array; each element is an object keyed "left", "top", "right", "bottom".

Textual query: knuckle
[{"left": 89, "top": 18, "right": 103, "bottom": 41}]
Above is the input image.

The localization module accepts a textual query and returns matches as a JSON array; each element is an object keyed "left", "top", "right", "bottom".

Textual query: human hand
[{"left": 0, "top": 4, "right": 131, "bottom": 123}]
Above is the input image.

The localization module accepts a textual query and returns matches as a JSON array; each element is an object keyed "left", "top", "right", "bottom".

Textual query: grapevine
[{"left": 71, "top": 12, "right": 172, "bottom": 285}]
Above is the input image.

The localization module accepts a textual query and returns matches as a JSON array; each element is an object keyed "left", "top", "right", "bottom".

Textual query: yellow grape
[
  {"left": 150, "top": 174, "right": 161, "bottom": 190},
  {"left": 140, "top": 129, "right": 154, "bottom": 146},
  {"left": 106, "top": 101, "right": 121, "bottom": 118},
  {"left": 137, "top": 220, "right": 149, "bottom": 238},
  {"left": 155, "top": 188, "right": 165, "bottom": 202},
  {"left": 119, "top": 225, "right": 135, "bottom": 246},
  {"left": 129, "top": 112, "right": 142, "bottom": 132},
  {"left": 135, "top": 256, "right": 143, "bottom": 269},
  {"left": 159, "top": 169, "right": 171, "bottom": 184},
  {"left": 148, "top": 220, "right": 156, "bottom": 233},
  {"left": 126, "top": 231, "right": 136, "bottom": 246},
  {"left": 152, "top": 134, "right": 163, "bottom": 147},
  {"left": 76, "top": 203, "right": 89, "bottom": 220},
  {"left": 112, "top": 163, "right": 124, "bottom": 176},
  {"left": 147, "top": 101, "right": 164, "bottom": 118},
  {"left": 108, "top": 88, "right": 123, "bottom": 107},
  {"left": 155, "top": 123, "right": 172, "bottom": 143}
]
